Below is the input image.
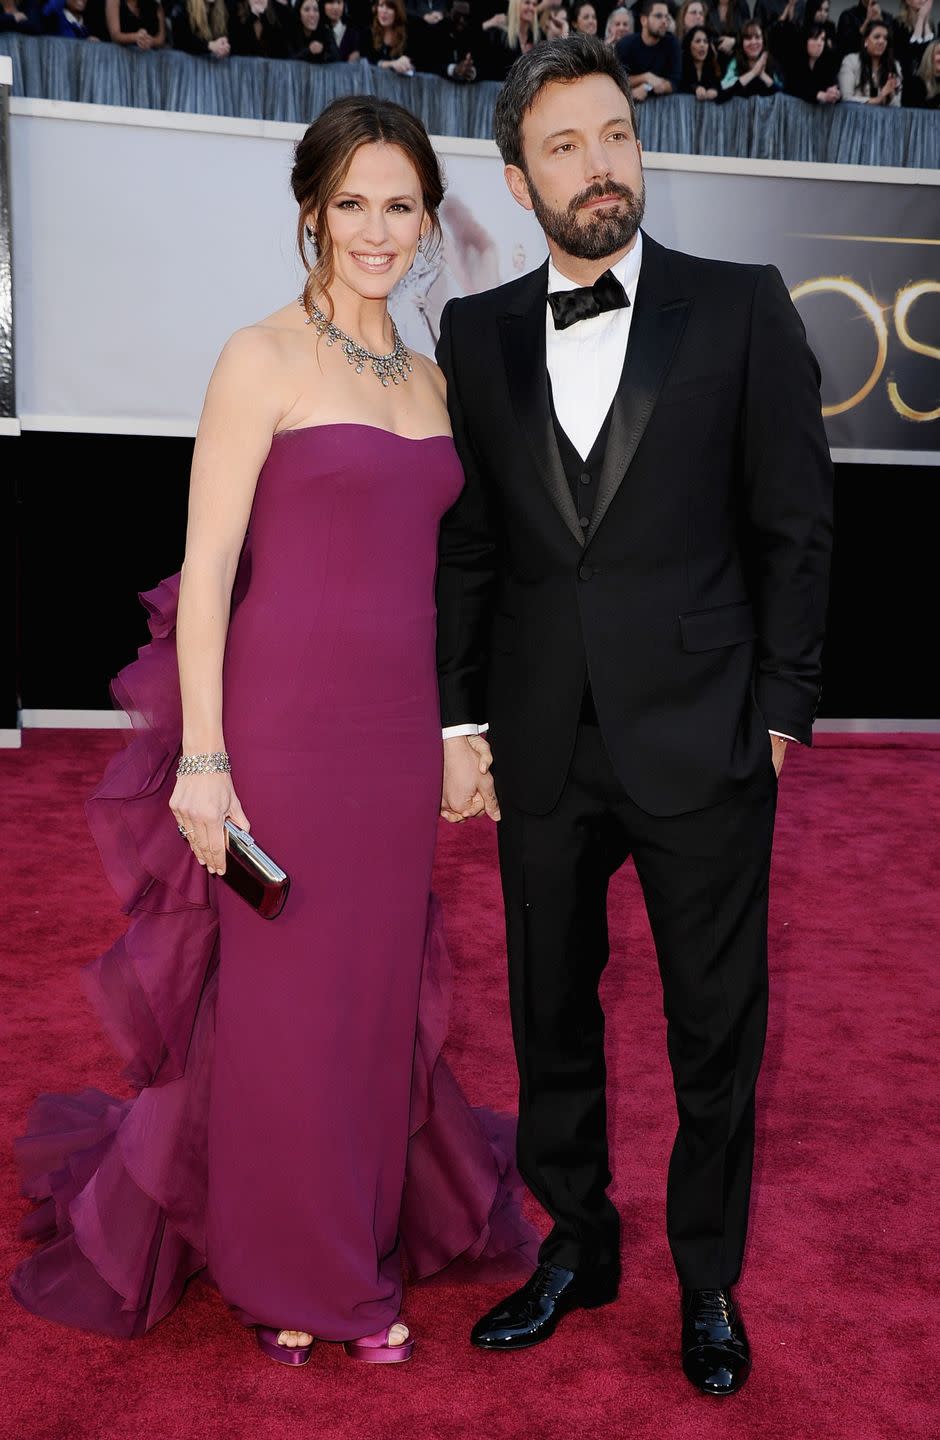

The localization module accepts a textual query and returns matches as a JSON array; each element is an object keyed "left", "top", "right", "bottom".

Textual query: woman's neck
[{"left": 322, "top": 286, "right": 394, "bottom": 355}]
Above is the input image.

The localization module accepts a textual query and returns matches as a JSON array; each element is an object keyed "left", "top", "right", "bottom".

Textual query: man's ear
[{"left": 504, "top": 164, "right": 535, "bottom": 213}]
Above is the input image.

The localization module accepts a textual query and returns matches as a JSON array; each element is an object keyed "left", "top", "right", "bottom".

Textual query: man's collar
[{"left": 547, "top": 230, "right": 643, "bottom": 297}]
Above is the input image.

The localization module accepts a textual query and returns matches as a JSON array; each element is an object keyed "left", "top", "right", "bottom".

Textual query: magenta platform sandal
[
  {"left": 343, "top": 1323, "right": 415, "bottom": 1364},
  {"left": 255, "top": 1326, "right": 314, "bottom": 1366}
]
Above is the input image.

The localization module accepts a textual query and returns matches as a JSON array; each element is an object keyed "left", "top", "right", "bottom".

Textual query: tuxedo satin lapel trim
[
  {"left": 587, "top": 256, "right": 691, "bottom": 546},
  {"left": 499, "top": 267, "right": 586, "bottom": 549}
]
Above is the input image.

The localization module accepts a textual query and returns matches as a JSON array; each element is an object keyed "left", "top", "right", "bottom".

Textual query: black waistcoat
[
  {"left": 547, "top": 379, "right": 615, "bottom": 532},
  {"left": 547, "top": 384, "right": 615, "bottom": 720}
]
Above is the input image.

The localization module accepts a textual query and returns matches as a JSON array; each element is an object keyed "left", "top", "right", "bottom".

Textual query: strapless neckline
[{"left": 272, "top": 422, "right": 453, "bottom": 445}]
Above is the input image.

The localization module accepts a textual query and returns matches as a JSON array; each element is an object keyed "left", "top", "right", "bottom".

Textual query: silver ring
[{"left": 178, "top": 823, "right": 192, "bottom": 838}]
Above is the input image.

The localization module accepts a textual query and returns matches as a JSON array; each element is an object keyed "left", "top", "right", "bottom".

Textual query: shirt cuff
[
  {"left": 442, "top": 723, "right": 489, "bottom": 738},
  {"left": 769, "top": 731, "right": 799, "bottom": 744}
]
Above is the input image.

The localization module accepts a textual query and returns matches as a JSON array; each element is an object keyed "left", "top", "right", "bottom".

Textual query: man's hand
[
  {"left": 442, "top": 735, "right": 501, "bottom": 824},
  {"left": 771, "top": 734, "right": 788, "bottom": 778}
]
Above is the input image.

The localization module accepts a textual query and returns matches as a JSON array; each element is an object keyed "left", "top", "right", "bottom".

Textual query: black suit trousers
[{"left": 496, "top": 720, "right": 777, "bottom": 1289}]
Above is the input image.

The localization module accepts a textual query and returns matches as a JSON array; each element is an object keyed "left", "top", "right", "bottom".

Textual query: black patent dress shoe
[
  {"left": 470, "top": 1262, "right": 619, "bottom": 1351},
  {"left": 680, "top": 1287, "right": 752, "bottom": 1396}
]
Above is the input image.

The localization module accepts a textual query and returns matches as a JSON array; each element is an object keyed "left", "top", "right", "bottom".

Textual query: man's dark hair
[
  {"left": 493, "top": 34, "right": 638, "bottom": 172},
  {"left": 639, "top": 0, "right": 669, "bottom": 16}
]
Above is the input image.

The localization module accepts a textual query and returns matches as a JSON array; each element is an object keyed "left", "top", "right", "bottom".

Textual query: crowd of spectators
[{"left": 2, "top": 0, "right": 937, "bottom": 109}]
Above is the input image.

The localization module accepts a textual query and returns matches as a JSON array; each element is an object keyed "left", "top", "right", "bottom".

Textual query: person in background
[
  {"left": 542, "top": 2, "right": 570, "bottom": 37},
  {"left": 680, "top": 20, "right": 722, "bottom": 91},
  {"left": 439, "top": 0, "right": 483, "bottom": 81},
  {"left": 365, "top": 0, "right": 415, "bottom": 71},
  {"left": 838, "top": 16, "right": 903, "bottom": 100},
  {"left": 289, "top": 0, "right": 325, "bottom": 59},
  {"left": 571, "top": 0, "right": 597, "bottom": 33},
  {"left": 405, "top": 0, "right": 448, "bottom": 73},
  {"left": 604, "top": 4, "right": 633, "bottom": 42},
  {"left": 892, "top": 0, "right": 934, "bottom": 80},
  {"left": 169, "top": 0, "right": 232, "bottom": 57},
  {"left": 706, "top": 0, "right": 749, "bottom": 64},
  {"left": 230, "top": 0, "right": 289, "bottom": 54},
  {"left": 721, "top": 19, "right": 783, "bottom": 94},
  {"left": 481, "top": 0, "right": 540, "bottom": 80},
  {"left": 786, "top": 20, "right": 841, "bottom": 98},
  {"left": 42, "top": 0, "right": 98, "bottom": 34},
  {"left": 754, "top": 0, "right": 802, "bottom": 32},
  {"left": 803, "top": 0, "right": 836, "bottom": 50},
  {"left": 675, "top": 0, "right": 709, "bottom": 42},
  {"left": 835, "top": 0, "right": 888, "bottom": 59},
  {"left": 616, "top": 0, "right": 682, "bottom": 100},
  {"left": 767, "top": 0, "right": 806, "bottom": 77},
  {"left": 906, "top": 33, "right": 940, "bottom": 99},
  {"left": 321, "top": 0, "right": 361, "bottom": 59},
  {"left": 106, "top": 0, "right": 165, "bottom": 46},
  {"left": 1, "top": 0, "right": 40, "bottom": 26}
]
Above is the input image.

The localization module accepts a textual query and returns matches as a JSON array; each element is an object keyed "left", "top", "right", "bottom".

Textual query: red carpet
[{"left": 1, "top": 731, "right": 937, "bottom": 1440}]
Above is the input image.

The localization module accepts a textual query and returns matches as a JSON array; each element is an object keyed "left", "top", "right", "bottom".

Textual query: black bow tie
[{"left": 547, "top": 269, "right": 629, "bottom": 331}]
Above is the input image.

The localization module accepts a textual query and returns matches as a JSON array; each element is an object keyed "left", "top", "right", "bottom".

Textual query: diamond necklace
[{"left": 300, "top": 297, "right": 413, "bottom": 387}]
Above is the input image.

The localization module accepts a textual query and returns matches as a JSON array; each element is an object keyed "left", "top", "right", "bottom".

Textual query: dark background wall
[{"left": 4, "top": 433, "right": 939, "bottom": 719}]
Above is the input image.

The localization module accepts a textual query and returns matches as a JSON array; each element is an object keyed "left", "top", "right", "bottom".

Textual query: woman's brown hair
[
  {"left": 291, "top": 96, "right": 444, "bottom": 322},
  {"left": 371, "top": 0, "right": 407, "bottom": 57}
]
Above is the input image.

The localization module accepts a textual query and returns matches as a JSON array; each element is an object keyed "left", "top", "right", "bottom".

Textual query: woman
[
  {"left": 230, "top": 0, "right": 289, "bottom": 56},
  {"left": 105, "top": 0, "right": 165, "bottom": 47},
  {"left": 721, "top": 20, "right": 783, "bottom": 95},
  {"left": 838, "top": 17, "right": 902, "bottom": 102},
  {"left": 570, "top": 0, "right": 597, "bottom": 34},
  {"left": 169, "top": 0, "right": 231, "bottom": 58},
  {"left": 365, "top": 0, "right": 415, "bottom": 72},
  {"left": 604, "top": 4, "right": 632, "bottom": 42},
  {"left": 321, "top": 0, "right": 361, "bottom": 59},
  {"left": 906, "top": 35, "right": 940, "bottom": 103},
  {"left": 805, "top": 0, "right": 836, "bottom": 51},
  {"left": 289, "top": 0, "right": 325, "bottom": 59},
  {"left": 892, "top": 0, "right": 935, "bottom": 81},
  {"left": 10, "top": 96, "right": 535, "bottom": 1369},
  {"left": 786, "top": 20, "right": 841, "bottom": 100},
  {"left": 675, "top": 0, "right": 708, "bottom": 42},
  {"left": 481, "top": 0, "right": 540, "bottom": 82},
  {"left": 680, "top": 22, "right": 721, "bottom": 94},
  {"left": 705, "top": 0, "right": 748, "bottom": 64}
]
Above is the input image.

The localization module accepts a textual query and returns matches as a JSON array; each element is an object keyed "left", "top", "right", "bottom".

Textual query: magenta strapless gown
[{"left": 10, "top": 423, "right": 537, "bottom": 1341}]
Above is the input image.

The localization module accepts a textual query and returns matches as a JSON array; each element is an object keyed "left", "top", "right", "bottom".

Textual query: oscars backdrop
[{"left": 5, "top": 100, "right": 939, "bottom": 463}]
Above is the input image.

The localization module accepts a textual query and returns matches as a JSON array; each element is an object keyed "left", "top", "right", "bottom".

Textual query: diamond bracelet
[{"left": 176, "top": 751, "right": 231, "bottom": 777}]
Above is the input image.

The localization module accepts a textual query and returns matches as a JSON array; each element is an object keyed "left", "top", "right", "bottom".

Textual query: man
[
  {"left": 436, "top": 35, "right": 832, "bottom": 1396},
  {"left": 615, "top": 0, "right": 681, "bottom": 102}
]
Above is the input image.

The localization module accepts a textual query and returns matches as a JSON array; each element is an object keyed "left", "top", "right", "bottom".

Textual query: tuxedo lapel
[
  {"left": 587, "top": 236, "right": 691, "bottom": 545},
  {"left": 498, "top": 264, "right": 586, "bottom": 549}
]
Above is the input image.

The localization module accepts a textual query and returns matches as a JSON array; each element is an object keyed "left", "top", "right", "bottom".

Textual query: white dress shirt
[
  {"left": 442, "top": 233, "right": 793, "bottom": 743},
  {"left": 545, "top": 233, "right": 643, "bottom": 462}
]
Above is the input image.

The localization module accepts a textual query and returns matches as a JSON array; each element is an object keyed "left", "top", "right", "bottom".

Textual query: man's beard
[{"left": 526, "top": 175, "right": 646, "bottom": 262}]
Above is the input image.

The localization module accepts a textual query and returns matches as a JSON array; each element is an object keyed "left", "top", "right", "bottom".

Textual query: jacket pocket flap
[{"left": 679, "top": 601, "right": 756, "bottom": 653}]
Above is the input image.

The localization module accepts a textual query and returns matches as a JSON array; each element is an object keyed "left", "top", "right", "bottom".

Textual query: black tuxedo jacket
[{"left": 435, "top": 233, "right": 833, "bottom": 817}]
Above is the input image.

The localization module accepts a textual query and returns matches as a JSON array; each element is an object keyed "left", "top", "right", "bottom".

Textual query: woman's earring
[{"left": 416, "top": 234, "right": 426, "bottom": 255}]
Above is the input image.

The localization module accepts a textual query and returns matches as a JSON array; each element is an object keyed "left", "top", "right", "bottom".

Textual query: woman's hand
[
  {"left": 482, "top": 12, "right": 507, "bottom": 29},
  {"left": 170, "top": 774, "right": 251, "bottom": 876},
  {"left": 309, "top": 37, "right": 324, "bottom": 53},
  {"left": 208, "top": 36, "right": 231, "bottom": 56}
]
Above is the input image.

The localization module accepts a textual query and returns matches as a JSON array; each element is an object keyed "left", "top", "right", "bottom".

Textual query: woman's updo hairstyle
[{"left": 292, "top": 96, "right": 445, "bottom": 321}]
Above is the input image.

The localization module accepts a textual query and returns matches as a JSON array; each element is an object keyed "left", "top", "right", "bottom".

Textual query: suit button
[
  {"left": 579, "top": 471, "right": 591, "bottom": 486},
  {"left": 579, "top": 516, "right": 590, "bottom": 529},
  {"left": 579, "top": 563, "right": 594, "bottom": 580}
]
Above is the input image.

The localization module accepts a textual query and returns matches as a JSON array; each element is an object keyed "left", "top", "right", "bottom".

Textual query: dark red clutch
[{"left": 221, "top": 821, "right": 290, "bottom": 920}]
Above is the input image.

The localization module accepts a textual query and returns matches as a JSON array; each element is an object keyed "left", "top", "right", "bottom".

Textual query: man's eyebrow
[{"left": 542, "top": 117, "right": 633, "bottom": 144}]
